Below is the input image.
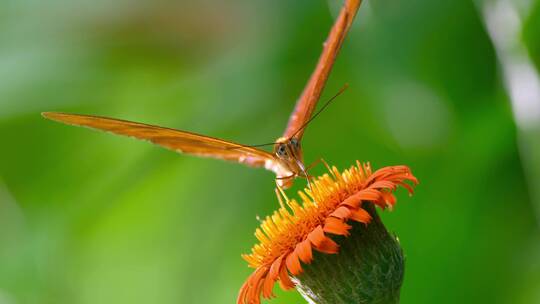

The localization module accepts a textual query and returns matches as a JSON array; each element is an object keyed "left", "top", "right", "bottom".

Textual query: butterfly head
[{"left": 273, "top": 137, "right": 304, "bottom": 173}]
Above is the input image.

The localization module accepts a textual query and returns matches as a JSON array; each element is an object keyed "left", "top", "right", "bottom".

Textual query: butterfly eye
[{"left": 277, "top": 144, "right": 287, "bottom": 156}]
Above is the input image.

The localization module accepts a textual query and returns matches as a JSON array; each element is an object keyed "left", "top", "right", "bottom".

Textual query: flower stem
[{"left": 294, "top": 203, "right": 404, "bottom": 304}]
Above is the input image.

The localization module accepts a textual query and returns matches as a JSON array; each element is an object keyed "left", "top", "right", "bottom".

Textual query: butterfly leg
[
  {"left": 275, "top": 173, "right": 296, "bottom": 190},
  {"left": 274, "top": 185, "right": 291, "bottom": 209},
  {"left": 305, "top": 158, "right": 334, "bottom": 180},
  {"left": 296, "top": 165, "right": 315, "bottom": 191},
  {"left": 305, "top": 158, "right": 322, "bottom": 171},
  {"left": 301, "top": 158, "right": 334, "bottom": 192}
]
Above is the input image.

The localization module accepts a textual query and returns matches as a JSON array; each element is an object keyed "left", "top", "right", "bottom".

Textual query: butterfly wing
[
  {"left": 283, "top": 0, "right": 361, "bottom": 140},
  {"left": 42, "top": 112, "right": 279, "bottom": 170}
]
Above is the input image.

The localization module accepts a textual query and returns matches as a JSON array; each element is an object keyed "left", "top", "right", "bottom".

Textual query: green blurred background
[{"left": 1, "top": 0, "right": 540, "bottom": 303}]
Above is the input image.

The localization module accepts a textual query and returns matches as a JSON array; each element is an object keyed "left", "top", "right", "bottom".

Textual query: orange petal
[
  {"left": 237, "top": 280, "right": 249, "bottom": 304},
  {"left": 315, "top": 236, "right": 339, "bottom": 254},
  {"left": 381, "top": 192, "right": 396, "bottom": 206},
  {"left": 252, "top": 282, "right": 263, "bottom": 304},
  {"left": 247, "top": 267, "right": 268, "bottom": 304},
  {"left": 262, "top": 257, "right": 284, "bottom": 299},
  {"left": 262, "top": 273, "right": 276, "bottom": 299},
  {"left": 323, "top": 217, "right": 351, "bottom": 236},
  {"left": 330, "top": 206, "right": 351, "bottom": 219},
  {"left": 268, "top": 255, "right": 284, "bottom": 281},
  {"left": 294, "top": 239, "right": 313, "bottom": 264},
  {"left": 356, "top": 189, "right": 382, "bottom": 201},
  {"left": 350, "top": 208, "right": 371, "bottom": 223},
  {"left": 373, "top": 199, "right": 388, "bottom": 209},
  {"left": 341, "top": 195, "right": 361, "bottom": 208},
  {"left": 307, "top": 225, "right": 326, "bottom": 247},
  {"left": 406, "top": 174, "right": 419, "bottom": 184},
  {"left": 397, "top": 181, "right": 415, "bottom": 194},
  {"left": 278, "top": 263, "right": 295, "bottom": 290},
  {"left": 285, "top": 251, "right": 303, "bottom": 275},
  {"left": 341, "top": 189, "right": 381, "bottom": 208},
  {"left": 367, "top": 166, "right": 406, "bottom": 184},
  {"left": 370, "top": 180, "right": 396, "bottom": 190}
]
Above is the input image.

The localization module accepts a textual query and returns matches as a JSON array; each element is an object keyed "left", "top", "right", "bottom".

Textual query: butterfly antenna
[{"left": 291, "top": 83, "right": 349, "bottom": 138}]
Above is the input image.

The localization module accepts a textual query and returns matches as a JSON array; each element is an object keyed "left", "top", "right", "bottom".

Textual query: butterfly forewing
[
  {"left": 42, "top": 112, "right": 277, "bottom": 168},
  {"left": 282, "top": 0, "right": 361, "bottom": 140}
]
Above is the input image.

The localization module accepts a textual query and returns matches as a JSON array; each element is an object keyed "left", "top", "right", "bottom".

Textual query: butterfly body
[{"left": 271, "top": 137, "right": 306, "bottom": 188}]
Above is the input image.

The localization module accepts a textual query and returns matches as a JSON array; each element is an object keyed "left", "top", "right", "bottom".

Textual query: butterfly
[{"left": 42, "top": 0, "right": 361, "bottom": 189}]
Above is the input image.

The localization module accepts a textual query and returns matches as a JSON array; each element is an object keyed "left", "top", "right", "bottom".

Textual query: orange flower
[{"left": 238, "top": 161, "right": 418, "bottom": 304}]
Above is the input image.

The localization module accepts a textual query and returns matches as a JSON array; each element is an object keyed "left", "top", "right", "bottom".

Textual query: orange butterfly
[{"left": 43, "top": 0, "right": 361, "bottom": 189}]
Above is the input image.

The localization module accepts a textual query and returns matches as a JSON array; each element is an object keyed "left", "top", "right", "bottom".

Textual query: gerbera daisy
[{"left": 238, "top": 161, "right": 418, "bottom": 304}]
